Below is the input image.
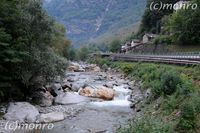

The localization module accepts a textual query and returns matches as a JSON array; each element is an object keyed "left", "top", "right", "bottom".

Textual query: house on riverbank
[
  {"left": 121, "top": 40, "right": 142, "bottom": 53},
  {"left": 143, "top": 33, "right": 158, "bottom": 44},
  {"left": 121, "top": 33, "right": 158, "bottom": 53}
]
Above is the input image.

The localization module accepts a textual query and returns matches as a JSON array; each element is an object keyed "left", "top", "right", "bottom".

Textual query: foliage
[
  {"left": 93, "top": 58, "right": 200, "bottom": 133},
  {"left": 154, "top": 35, "right": 172, "bottom": 44},
  {"left": 109, "top": 39, "right": 121, "bottom": 53},
  {"left": 66, "top": 48, "right": 77, "bottom": 61},
  {"left": 165, "top": 0, "right": 200, "bottom": 45},
  {"left": 117, "top": 115, "right": 174, "bottom": 133},
  {"left": 138, "top": 0, "right": 179, "bottom": 35},
  {"left": 77, "top": 46, "right": 90, "bottom": 61},
  {"left": 177, "top": 94, "right": 200, "bottom": 131},
  {"left": 161, "top": 72, "right": 181, "bottom": 95},
  {"left": 51, "top": 23, "right": 71, "bottom": 56},
  {"left": 177, "top": 103, "right": 196, "bottom": 131},
  {"left": 162, "top": 94, "right": 180, "bottom": 114},
  {"left": 120, "top": 64, "right": 134, "bottom": 75},
  {"left": 0, "top": 0, "right": 69, "bottom": 101}
]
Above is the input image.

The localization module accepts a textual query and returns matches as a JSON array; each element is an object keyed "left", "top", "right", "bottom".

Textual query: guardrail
[{"left": 93, "top": 52, "right": 200, "bottom": 65}]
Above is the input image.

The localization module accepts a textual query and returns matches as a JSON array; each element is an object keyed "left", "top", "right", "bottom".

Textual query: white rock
[
  {"left": 38, "top": 112, "right": 65, "bottom": 123},
  {"left": 3, "top": 102, "right": 39, "bottom": 123},
  {"left": 54, "top": 92, "right": 90, "bottom": 105}
]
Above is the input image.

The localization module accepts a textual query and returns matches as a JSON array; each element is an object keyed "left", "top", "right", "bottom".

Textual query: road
[{"left": 93, "top": 52, "right": 200, "bottom": 65}]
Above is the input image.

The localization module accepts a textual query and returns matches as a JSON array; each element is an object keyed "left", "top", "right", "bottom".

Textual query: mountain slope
[{"left": 44, "top": 0, "right": 146, "bottom": 47}]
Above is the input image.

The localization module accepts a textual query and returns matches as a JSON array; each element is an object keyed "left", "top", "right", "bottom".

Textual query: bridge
[{"left": 92, "top": 52, "right": 200, "bottom": 65}]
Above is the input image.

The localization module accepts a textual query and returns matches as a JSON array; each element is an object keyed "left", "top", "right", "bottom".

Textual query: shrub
[
  {"left": 121, "top": 64, "right": 134, "bottom": 75},
  {"left": 117, "top": 115, "right": 174, "bottom": 133},
  {"left": 177, "top": 103, "right": 196, "bottom": 131},
  {"left": 16, "top": 47, "right": 68, "bottom": 86},
  {"left": 161, "top": 72, "right": 181, "bottom": 96},
  {"left": 154, "top": 36, "right": 172, "bottom": 44},
  {"left": 162, "top": 94, "right": 180, "bottom": 114}
]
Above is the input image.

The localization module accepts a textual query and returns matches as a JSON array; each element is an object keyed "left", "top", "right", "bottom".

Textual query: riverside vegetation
[
  {"left": 0, "top": 0, "right": 73, "bottom": 102},
  {"left": 90, "top": 57, "right": 200, "bottom": 133}
]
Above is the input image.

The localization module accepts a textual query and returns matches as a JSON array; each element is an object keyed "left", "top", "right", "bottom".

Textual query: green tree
[
  {"left": 51, "top": 23, "right": 71, "bottom": 56},
  {"left": 166, "top": 0, "right": 200, "bottom": 45},
  {"left": 109, "top": 39, "right": 121, "bottom": 53},
  {"left": 0, "top": 0, "right": 69, "bottom": 101},
  {"left": 77, "top": 47, "right": 90, "bottom": 61},
  {"left": 139, "top": 0, "right": 179, "bottom": 35}
]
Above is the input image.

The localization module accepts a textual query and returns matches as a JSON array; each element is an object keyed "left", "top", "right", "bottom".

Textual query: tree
[
  {"left": 51, "top": 23, "right": 71, "bottom": 56},
  {"left": 138, "top": 0, "right": 179, "bottom": 35},
  {"left": 166, "top": 0, "right": 200, "bottom": 45},
  {"left": 77, "top": 46, "right": 90, "bottom": 61},
  {"left": 109, "top": 39, "right": 121, "bottom": 53},
  {"left": 0, "top": 0, "right": 69, "bottom": 101}
]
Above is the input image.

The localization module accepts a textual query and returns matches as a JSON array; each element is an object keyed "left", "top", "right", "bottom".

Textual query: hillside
[{"left": 43, "top": 0, "right": 146, "bottom": 47}]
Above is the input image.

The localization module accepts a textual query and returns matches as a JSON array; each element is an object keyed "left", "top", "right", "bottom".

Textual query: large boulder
[
  {"left": 79, "top": 86, "right": 115, "bottom": 100},
  {"left": 96, "top": 87, "right": 115, "bottom": 100},
  {"left": 3, "top": 102, "right": 39, "bottom": 123},
  {"left": 37, "top": 112, "right": 65, "bottom": 123},
  {"left": 54, "top": 92, "right": 90, "bottom": 105}
]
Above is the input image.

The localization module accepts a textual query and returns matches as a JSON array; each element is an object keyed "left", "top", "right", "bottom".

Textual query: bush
[
  {"left": 177, "top": 103, "right": 196, "bottom": 131},
  {"left": 177, "top": 94, "right": 200, "bottom": 131},
  {"left": 162, "top": 94, "right": 180, "bottom": 114},
  {"left": 109, "top": 39, "right": 121, "bottom": 53},
  {"left": 154, "top": 36, "right": 172, "bottom": 44},
  {"left": 16, "top": 47, "right": 68, "bottom": 86},
  {"left": 161, "top": 72, "right": 182, "bottom": 96},
  {"left": 117, "top": 115, "right": 174, "bottom": 133},
  {"left": 121, "top": 64, "right": 134, "bottom": 75}
]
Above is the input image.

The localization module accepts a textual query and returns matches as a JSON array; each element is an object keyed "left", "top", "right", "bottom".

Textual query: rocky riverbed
[{"left": 0, "top": 62, "right": 146, "bottom": 133}]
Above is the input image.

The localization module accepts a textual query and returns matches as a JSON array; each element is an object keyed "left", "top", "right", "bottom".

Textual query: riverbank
[
  {"left": 0, "top": 62, "right": 147, "bottom": 133},
  {"left": 90, "top": 58, "right": 200, "bottom": 133}
]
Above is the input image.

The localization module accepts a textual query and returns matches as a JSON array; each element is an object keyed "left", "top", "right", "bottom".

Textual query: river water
[
  {"left": 9, "top": 68, "right": 137, "bottom": 133},
  {"left": 42, "top": 71, "right": 134, "bottom": 133}
]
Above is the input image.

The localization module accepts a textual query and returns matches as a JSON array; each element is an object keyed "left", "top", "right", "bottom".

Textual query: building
[
  {"left": 131, "top": 39, "right": 141, "bottom": 47},
  {"left": 142, "top": 34, "right": 158, "bottom": 44},
  {"left": 121, "top": 40, "right": 142, "bottom": 53}
]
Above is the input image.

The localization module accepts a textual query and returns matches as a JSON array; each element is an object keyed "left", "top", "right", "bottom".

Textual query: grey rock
[
  {"left": 51, "top": 83, "right": 64, "bottom": 95},
  {"left": 145, "top": 89, "right": 151, "bottom": 99},
  {"left": 3, "top": 102, "right": 39, "bottom": 123},
  {"left": 61, "top": 81, "right": 72, "bottom": 89},
  {"left": 38, "top": 112, "right": 65, "bottom": 123},
  {"left": 128, "top": 90, "right": 144, "bottom": 105},
  {"left": 54, "top": 92, "right": 90, "bottom": 105},
  {"left": 71, "top": 83, "right": 86, "bottom": 92},
  {"left": 104, "top": 83, "right": 113, "bottom": 88},
  {"left": 32, "top": 91, "right": 54, "bottom": 107}
]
